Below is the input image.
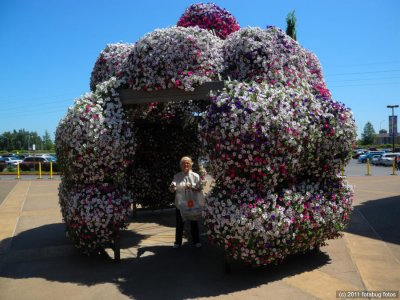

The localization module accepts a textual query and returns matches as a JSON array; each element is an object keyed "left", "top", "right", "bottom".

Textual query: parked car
[
  {"left": 0, "top": 157, "right": 7, "bottom": 171},
  {"left": 370, "top": 154, "right": 383, "bottom": 165},
  {"left": 358, "top": 151, "right": 385, "bottom": 163},
  {"left": 1, "top": 156, "right": 23, "bottom": 167},
  {"left": 378, "top": 153, "right": 400, "bottom": 166},
  {"left": 44, "top": 155, "right": 57, "bottom": 162},
  {"left": 14, "top": 155, "right": 27, "bottom": 160},
  {"left": 19, "top": 156, "right": 58, "bottom": 171},
  {"left": 1, "top": 153, "right": 17, "bottom": 158},
  {"left": 352, "top": 149, "right": 367, "bottom": 159}
]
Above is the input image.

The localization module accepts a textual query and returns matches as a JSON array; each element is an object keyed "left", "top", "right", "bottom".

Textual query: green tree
[
  {"left": 42, "top": 130, "right": 54, "bottom": 151},
  {"left": 361, "top": 122, "right": 376, "bottom": 145},
  {"left": 0, "top": 129, "right": 44, "bottom": 151},
  {"left": 286, "top": 10, "right": 297, "bottom": 40}
]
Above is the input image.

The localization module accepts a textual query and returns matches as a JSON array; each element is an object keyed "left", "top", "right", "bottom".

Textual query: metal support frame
[{"left": 119, "top": 81, "right": 224, "bottom": 106}]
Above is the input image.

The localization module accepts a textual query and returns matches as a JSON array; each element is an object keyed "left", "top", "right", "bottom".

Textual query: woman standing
[{"left": 169, "top": 156, "right": 202, "bottom": 248}]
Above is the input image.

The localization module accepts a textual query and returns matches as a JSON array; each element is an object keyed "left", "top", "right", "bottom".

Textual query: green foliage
[
  {"left": 354, "top": 143, "right": 400, "bottom": 149},
  {"left": 0, "top": 129, "right": 54, "bottom": 152},
  {"left": 42, "top": 130, "right": 54, "bottom": 151},
  {"left": 6, "top": 165, "right": 16, "bottom": 172},
  {"left": 285, "top": 10, "right": 297, "bottom": 40},
  {"left": 361, "top": 122, "right": 376, "bottom": 145}
]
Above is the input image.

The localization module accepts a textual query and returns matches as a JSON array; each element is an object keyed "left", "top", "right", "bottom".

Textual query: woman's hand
[{"left": 169, "top": 182, "right": 177, "bottom": 192}]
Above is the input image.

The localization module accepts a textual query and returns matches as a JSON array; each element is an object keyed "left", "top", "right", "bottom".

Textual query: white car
[
  {"left": 378, "top": 153, "right": 400, "bottom": 166},
  {"left": 370, "top": 154, "right": 383, "bottom": 165},
  {"left": 2, "top": 157, "right": 23, "bottom": 166}
]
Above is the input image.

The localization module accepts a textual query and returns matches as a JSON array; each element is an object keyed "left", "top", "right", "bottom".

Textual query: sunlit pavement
[
  {"left": 0, "top": 176, "right": 399, "bottom": 299},
  {"left": 344, "top": 159, "right": 399, "bottom": 177}
]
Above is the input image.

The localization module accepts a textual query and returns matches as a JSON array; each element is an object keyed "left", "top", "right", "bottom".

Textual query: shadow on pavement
[
  {"left": 346, "top": 195, "right": 400, "bottom": 246},
  {"left": 0, "top": 221, "right": 331, "bottom": 299},
  {"left": 1, "top": 223, "right": 146, "bottom": 253},
  {"left": 10, "top": 223, "right": 69, "bottom": 250},
  {"left": 116, "top": 244, "right": 330, "bottom": 300},
  {"left": 130, "top": 208, "right": 176, "bottom": 228}
]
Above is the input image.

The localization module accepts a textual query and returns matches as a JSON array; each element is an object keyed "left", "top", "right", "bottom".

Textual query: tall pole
[{"left": 387, "top": 105, "right": 399, "bottom": 153}]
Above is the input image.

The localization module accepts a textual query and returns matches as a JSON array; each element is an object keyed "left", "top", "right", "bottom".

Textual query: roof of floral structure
[
  {"left": 177, "top": 3, "right": 240, "bottom": 39},
  {"left": 127, "top": 26, "right": 224, "bottom": 92},
  {"left": 90, "top": 43, "right": 134, "bottom": 91},
  {"left": 223, "top": 26, "right": 331, "bottom": 98}
]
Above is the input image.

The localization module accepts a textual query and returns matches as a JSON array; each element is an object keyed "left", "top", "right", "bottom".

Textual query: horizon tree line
[{"left": 0, "top": 129, "right": 54, "bottom": 152}]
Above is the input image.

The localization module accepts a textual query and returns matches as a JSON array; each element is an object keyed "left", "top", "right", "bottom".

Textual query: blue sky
[{"left": 1, "top": 0, "right": 399, "bottom": 139}]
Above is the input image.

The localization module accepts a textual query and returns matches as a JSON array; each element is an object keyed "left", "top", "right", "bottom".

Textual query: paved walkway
[{"left": 0, "top": 177, "right": 399, "bottom": 300}]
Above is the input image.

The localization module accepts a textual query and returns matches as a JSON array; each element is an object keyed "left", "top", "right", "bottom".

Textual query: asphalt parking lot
[{"left": 344, "top": 158, "right": 399, "bottom": 176}]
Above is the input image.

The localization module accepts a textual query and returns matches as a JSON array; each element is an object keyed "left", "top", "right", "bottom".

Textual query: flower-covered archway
[{"left": 55, "top": 3, "right": 356, "bottom": 265}]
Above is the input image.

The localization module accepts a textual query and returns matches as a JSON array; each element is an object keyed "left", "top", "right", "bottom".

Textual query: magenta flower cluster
[
  {"left": 56, "top": 78, "right": 136, "bottom": 253},
  {"left": 177, "top": 3, "right": 240, "bottom": 39},
  {"left": 199, "top": 81, "right": 355, "bottom": 265},
  {"left": 223, "top": 27, "right": 331, "bottom": 98},
  {"left": 203, "top": 177, "right": 353, "bottom": 265},
  {"left": 200, "top": 81, "right": 355, "bottom": 189},
  {"left": 90, "top": 43, "right": 134, "bottom": 91},
  {"left": 128, "top": 26, "right": 223, "bottom": 92},
  {"left": 59, "top": 182, "right": 133, "bottom": 254}
]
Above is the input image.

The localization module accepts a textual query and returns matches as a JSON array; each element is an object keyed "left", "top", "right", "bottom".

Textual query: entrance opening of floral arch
[{"left": 55, "top": 3, "right": 356, "bottom": 266}]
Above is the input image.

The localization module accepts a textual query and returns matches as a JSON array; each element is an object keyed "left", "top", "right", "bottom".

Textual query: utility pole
[{"left": 387, "top": 105, "right": 399, "bottom": 153}]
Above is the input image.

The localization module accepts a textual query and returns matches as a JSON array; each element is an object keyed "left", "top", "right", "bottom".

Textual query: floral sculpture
[
  {"left": 56, "top": 78, "right": 135, "bottom": 254},
  {"left": 177, "top": 3, "right": 240, "bottom": 39},
  {"left": 56, "top": 3, "right": 356, "bottom": 262}
]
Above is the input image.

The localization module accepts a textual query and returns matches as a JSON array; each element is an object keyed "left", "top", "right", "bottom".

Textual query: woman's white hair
[{"left": 180, "top": 156, "right": 193, "bottom": 168}]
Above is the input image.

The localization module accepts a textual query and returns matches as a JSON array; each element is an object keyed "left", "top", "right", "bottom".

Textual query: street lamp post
[{"left": 387, "top": 105, "right": 399, "bottom": 153}]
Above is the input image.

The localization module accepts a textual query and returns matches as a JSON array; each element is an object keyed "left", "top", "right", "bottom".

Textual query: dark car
[
  {"left": 0, "top": 157, "right": 7, "bottom": 171},
  {"left": 352, "top": 149, "right": 366, "bottom": 159},
  {"left": 20, "top": 156, "right": 58, "bottom": 171}
]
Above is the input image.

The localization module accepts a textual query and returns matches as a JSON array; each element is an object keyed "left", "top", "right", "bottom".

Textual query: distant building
[
  {"left": 375, "top": 129, "right": 390, "bottom": 144},
  {"left": 375, "top": 128, "right": 400, "bottom": 145}
]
